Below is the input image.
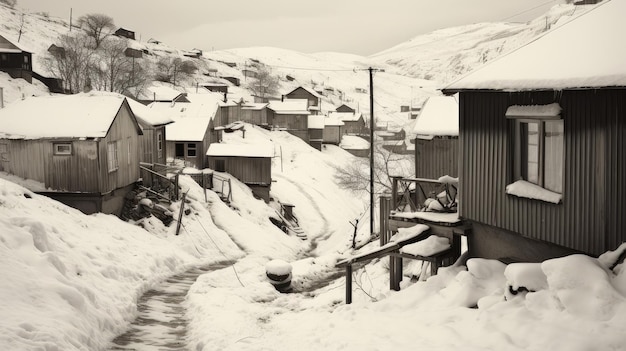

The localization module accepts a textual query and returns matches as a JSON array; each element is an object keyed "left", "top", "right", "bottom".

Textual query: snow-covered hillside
[{"left": 0, "top": 2, "right": 591, "bottom": 134}]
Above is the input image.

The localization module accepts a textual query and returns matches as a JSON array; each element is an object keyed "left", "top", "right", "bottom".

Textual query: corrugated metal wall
[
  {"left": 414, "top": 137, "right": 459, "bottom": 179},
  {"left": 460, "top": 89, "right": 626, "bottom": 256}
]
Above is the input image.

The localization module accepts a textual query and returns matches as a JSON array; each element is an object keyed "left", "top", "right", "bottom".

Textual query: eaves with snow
[
  {"left": 413, "top": 95, "right": 459, "bottom": 137},
  {"left": 267, "top": 99, "right": 310, "bottom": 115},
  {"left": 0, "top": 92, "right": 140, "bottom": 139},
  {"left": 444, "top": 0, "right": 625, "bottom": 92},
  {"left": 206, "top": 143, "right": 274, "bottom": 158}
]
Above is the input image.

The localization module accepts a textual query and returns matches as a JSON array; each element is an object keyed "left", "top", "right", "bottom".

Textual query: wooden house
[
  {"left": 442, "top": 0, "right": 625, "bottom": 261},
  {"left": 267, "top": 99, "right": 311, "bottom": 143},
  {"left": 206, "top": 143, "right": 274, "bottom": 202},
  {"left": 0, "top": 92, "right": 143, "bottom": 215},
  {"left": 114, "top": 28, "right": 136, "bottom": 40},
  {"left": 323, "top": 115, "right": 344, "bottom": 145},
  {"left": 127, "top": 98, "right": 173, "bottom": 165},
  {"left": 150, "top": 93, "right": 223, "bottom": 169},
  {"left": 0, "top": 35, "right": 32, "bottom": 83},
  {"left": 336, "top": 104, "right": 355, "bottom": 113},
  {"left": 285, "top": 86, "right": 322, "bottom": 115},
  {"left": 412, "top": 95, "right": 459, "bottom": 179},
  {"left": 239, "top": 102, "right": 268, "bottom": 126},
  {"left": 329, "top": 111, "right": 366, "bottom": 135}
]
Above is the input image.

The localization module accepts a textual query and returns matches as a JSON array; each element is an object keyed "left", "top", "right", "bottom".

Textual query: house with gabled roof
[
  {"left": 0, "top": 92, "right": 143, "bottom": 215},
  {"left": 114, "top": 28, "right": 136, "bottom": 40},
  {"left": 413, "top": 95, "right": 459, "bottom": 179},
  {"left": 149, "top": 93, "right": 224, "bottom": 169},
  {"left": 127, "top": 98, "right": 173, "bottom": 165},
  {"left": 336, "top": 104, "right": 355, "bottom": 113},
  {"left": 442, "top": 0, "right": 626, "bottom": 261},
  {"left": 0, "top": 34, "right": 32, "bottom": 83},
  {"left": 284, "top": 86, "right": 322, "bottom": 114}
]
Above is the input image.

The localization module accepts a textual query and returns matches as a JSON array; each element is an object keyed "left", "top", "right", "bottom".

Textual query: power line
[{"left": 502, "top": 0, "right": 558, "bottom": 21}]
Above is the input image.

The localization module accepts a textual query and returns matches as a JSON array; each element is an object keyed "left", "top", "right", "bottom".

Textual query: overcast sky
[{"left": 18, "top": 0, "right": 564, "bottom": 56}]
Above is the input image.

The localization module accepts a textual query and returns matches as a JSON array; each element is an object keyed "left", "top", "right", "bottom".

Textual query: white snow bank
[
  {"left": 339, "top": 135, "right": 369, "bottom": 149},
  {"left": 400, "top": 235, "right": 450, "bottom": 256},
  {"left": 391, "top": 211, "right": 460, "bottom": 224},
  {"left": 506, "top": 180, "right": 562, "bottom": 204},
  {"left": 504, "top": 262, "right": 548, "bottom": 298},
  {"left": 437, "top": 175, "right": 459, "bottom": 184},
  {"left": 390, "top": 224, "right": 429, "bottom": 243},
  {"left": 266, "top": 259, "right": 292, "bottom": 276}
]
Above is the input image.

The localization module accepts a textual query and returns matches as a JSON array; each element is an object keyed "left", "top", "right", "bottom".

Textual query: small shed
[
  {"left": 329, "top": 111, "right": 365, "bottom": 135},
  {"left": 206, "top": 143, "right": 274, "bottom": 202},
  {"left": 0, "top": 92, "right": 143, "bottom": 215},
  {"left": 336, "top": 104, "right": 355, "bottom": 113},
  {"left": 323, "top": 115, "right": 344, "bottom": 145},
  {"left": 239, "top": 102, "right": 269, "bottom": 126},
  {"left": 267, "top": 99, "right": 311, "bottom": 143},
  {"left": 308, "top": 115, "right": 325, "bottom": 151}
]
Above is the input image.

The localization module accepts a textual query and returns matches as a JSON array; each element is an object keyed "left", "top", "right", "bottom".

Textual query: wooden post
[
  {"left": 392, "top": 256, "right": 402, "bottom": 291},
  {"left": 174, "top": 173, "right": 180, "bottom": 200},
  {"left": 345, "top": 264, "right": 353, "bottom": 304},
  {"left": 175, "top": 192, "right": 187, "bottom": 236}
]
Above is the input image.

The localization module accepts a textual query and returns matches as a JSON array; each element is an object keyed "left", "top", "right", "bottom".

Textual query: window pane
[
  {"left": 523, "top": 122, "right": 540, "bottom": 184},
  {"left": 107, "top": 142, "right": 118, "bottom": 171},
  {"left": 175, "top": 143, "right": 184, "bottom": 157},
  {"left": 544, "top": 120, "right": 564, "bottom": 193}
]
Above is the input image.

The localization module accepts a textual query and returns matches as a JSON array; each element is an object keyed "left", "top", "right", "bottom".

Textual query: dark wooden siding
[
  {"left": 240, "top": 108, "right": 267, "bottom": 125},
  {"left": 286, "top": 88, "right": 319, "bottom": 108},
  {"left": 459, "top": 89, "right": 626, "bottom": 256},
  {"left": 414, "top": 137, "right": 458, "bottom": 179},
  {"left": 343, "top": 120, "right": 365, "bottom": 135},
  {"left": 323, "top": 126, "right": 342, "bottom": 144},
  {"left": 207, "top": 156, "right": 271, "bottom": 184}
]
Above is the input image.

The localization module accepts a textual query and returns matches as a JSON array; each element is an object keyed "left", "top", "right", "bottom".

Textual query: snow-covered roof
[
  {"left": 413, "top": 95, "right": 459, "bottom": 136},
  {"left": 138, "top": 85, "right": 186, "bottom": 101},
  {"left": 324, "top": 116, "right": 345, "bottom": 127},
  {"left": 206, "top": 143, "right": 274, "bottom": 158},
  {"left": 267, "top": 99, "right": 310, "bottom": 115},
  {"left": 126, "top": 98, "right": 174, "bottom": 127},
  {"left": 445, "top": 1, "right": 625, "bottom": 91},
  {"left": 241, "top": 103, "right": 268, "bottom": 111},
  {"left": 151, "top": 93, "right": 221, "bottom": 141},
  {"left": 308, "top": 115, "right": 325, "bottom": 129},
  {"left": 329, "top": 111, "right": 362, "bottom": 122},
  {"left": 0, "top": 92, "right": 137, "bottom": 139}
]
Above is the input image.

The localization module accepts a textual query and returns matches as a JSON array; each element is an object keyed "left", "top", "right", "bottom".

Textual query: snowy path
[{"left": 107, "top": 261, "right": 233, "bottom": 351}]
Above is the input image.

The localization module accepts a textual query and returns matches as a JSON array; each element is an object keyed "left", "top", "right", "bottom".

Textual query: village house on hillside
[
  {"left": 0, "top": 34, "right": 32, "bottom": 83},
  {"left": 126, "top": 98, "right": 174, "bottom": 165},
  {"left": 413, "top": 95, "right": 459, "bottom": 178},
  {"left": 206, "top": 142, "right": 274, "bottom": 202},
  {"left": 323, "top": 115, "right": 344, "bottom": 145},
  {"left": 335, "top": 103, "right": 355, "bottom": 113},
  {"left": 0, "top": 92, "right": 143, "bottom": 215},
  {"left": 267, "top": 99, "right": 311, "bottom": 142},
  {"left": 136, "top": 85, "right": 190, "bottom": 105},
  {"left": 149, "top": 93, "right": 224, "bottom": 169},
  {"left": 284, "top": 86, "right": 322, "bottom": 115},
  {"left": 443, "top": 0, "right": 626, "bottom": 261},
  {"left": 238, "top": 102, "right": 268, "bottom": 126},
  {"left": 329, "top": 111, "right": 366, "bottom": 135}
]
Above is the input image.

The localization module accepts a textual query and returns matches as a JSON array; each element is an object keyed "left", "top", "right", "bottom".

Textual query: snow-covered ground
[{"left": 2, "top": 124, "right": 626, "bottom": 350}]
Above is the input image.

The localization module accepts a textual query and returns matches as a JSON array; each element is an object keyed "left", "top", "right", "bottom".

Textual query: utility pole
[{"left": 369, "top": 67, "right": 375, "bottom": 237}]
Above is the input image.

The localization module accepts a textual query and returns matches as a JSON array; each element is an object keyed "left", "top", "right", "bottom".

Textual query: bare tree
[
  {"left": 0, "top": 0, "right": 17, "bottom": 8},
  {"left": 17, "top": 13, "right": 25, "bottom": 42},
  {"left": 154, "top": 57, "right": 197, "bottom": 85},
  {"left": 247, "top": 66, "right": 279, "bottom": 98},
  {"left": 43, "top": 34, "right": 95, "bottom": 93},
  {"left": 78, "top": 13, "right": 115, "bottom": 49},
  {"left": 334, "top": 143, "right": 414, "bottom": 195}
]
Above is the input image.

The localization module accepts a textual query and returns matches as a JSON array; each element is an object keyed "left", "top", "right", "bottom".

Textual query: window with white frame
[
  {"left": 107, "top": 141, "right": 119, "bottom": 172},
  {"left": 53, "top": 143, "right": 72, "bottom": 156},
  {"left": 507, "top": 103, "right": 564, "bottom": 194}
]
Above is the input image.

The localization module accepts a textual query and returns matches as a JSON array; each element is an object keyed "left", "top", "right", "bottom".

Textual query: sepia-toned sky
[{"left": 18, "top": 0, "right": 565, "bottom": 55}]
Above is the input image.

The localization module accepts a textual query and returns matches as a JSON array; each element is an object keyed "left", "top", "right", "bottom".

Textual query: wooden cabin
[
  {"left": 0, "top": 92, "right": 143, "bottom": 215},
  {"left": 127, "top": 98, "right": 173, "bottom": 165},
  {"left": 206, "top": 143, "right": 274, "bottom": 202},
  {"left": 323, "top": 115, "right": 344, "bottom": 145},
  {"left": 284, "top": 86, "right": 322, "bottom": 115},
  {"left": 267, "top": 99, "right": 311, "bottom": 143},
  {"left": 329, "top": 111, "right": 366, "bottom": 135},
  {"left": 150, "top": 93, "right": 223, "bottom": 169},
  {"left": 442, "top": 0, "right": 625, "bottom": 261},
  {"left": 114, "top": 28, "right": 136, "bottom": 40},
  {"left": 413, "top": 95, "right": 459, "bottom": 179},
  {"left": 239, "top": 102, "right": 268, "bottom": 126},
  {"left": 0, "top": 35, "right": 32, "bottom": 83}
]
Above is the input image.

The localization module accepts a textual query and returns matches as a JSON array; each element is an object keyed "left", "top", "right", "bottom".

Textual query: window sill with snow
[{"left": 505, "top": 180, "right": 562, "bottom": 204}]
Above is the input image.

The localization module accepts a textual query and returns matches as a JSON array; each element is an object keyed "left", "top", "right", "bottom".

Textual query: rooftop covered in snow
[
  {"left": 267, "top": 99, "right": 310, "bottom": 115},
  {"left": 206, "top": 143, "right": 274, "bottom": 158},
  {"left": 444, "top": 0, "right": 625, "bottom": 91},
  {"left": 413, "top": 95, "right": 459, "bottom": 136}
]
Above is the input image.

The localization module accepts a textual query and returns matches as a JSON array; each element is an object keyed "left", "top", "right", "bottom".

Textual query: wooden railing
[
  {"left": 390, "top": 176, "right": 458, "bottom": 214},
  {"left": 139, "top": 163, "right": 181, "bottom": 201}
]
